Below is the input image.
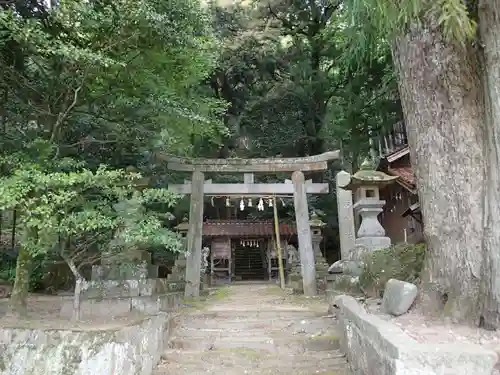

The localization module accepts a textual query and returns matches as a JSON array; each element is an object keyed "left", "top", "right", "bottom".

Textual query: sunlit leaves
[
  {"left": 343, "top": 0, "right": 476, "bottom": 57},
  {"left": 430, "top": 0, "right": 476, "bottom": 43},
  {"left": 0, "top": 162, "right": 184, "bottom": 258}
]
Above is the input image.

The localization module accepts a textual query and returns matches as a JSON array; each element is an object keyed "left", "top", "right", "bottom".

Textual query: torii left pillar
[{"left": 184, "top": 170, "right": 204, "bottom": 298}]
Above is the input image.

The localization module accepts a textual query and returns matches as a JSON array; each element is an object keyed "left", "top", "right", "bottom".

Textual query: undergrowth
[{"left": 359, "top": 243, "right": 426, "bottom": 297}]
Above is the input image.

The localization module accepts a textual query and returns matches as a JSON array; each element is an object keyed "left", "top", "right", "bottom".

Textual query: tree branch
[{"left": 267, "top": 3, "right": 308, "bottom": 36}]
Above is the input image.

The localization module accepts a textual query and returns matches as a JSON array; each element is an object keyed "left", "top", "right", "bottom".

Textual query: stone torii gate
[{"left": 166, "top": 151, "right": 339, "bottom": 298}]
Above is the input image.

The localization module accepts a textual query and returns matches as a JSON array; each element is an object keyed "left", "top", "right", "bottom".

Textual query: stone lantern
[
  {"left": 309, "top": 212, "right": 326, "bottom": 263},
  {"left": 309, "top": 211, "right": 329, "bottom": 290},
  {"left": 339, "top": 159, "right": 398, "bottom": 253}
]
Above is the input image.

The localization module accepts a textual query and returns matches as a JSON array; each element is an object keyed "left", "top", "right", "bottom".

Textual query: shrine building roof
[
  {"left": 175, "top": 220, "right": 296, "bottom": 238},
  {"left": 387, "top": 167, "right": 415, "bottom": 187},
  {"left": 378, "top": 146, "right": 416, "bottom": 192}
]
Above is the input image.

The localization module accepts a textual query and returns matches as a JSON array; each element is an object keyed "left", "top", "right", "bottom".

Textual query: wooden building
[
  {"left": 375, "top": 122, "right": 424, "bottom": 245},
  {"left": 176, "top": 220, "right": 297, "bottom": 284}
]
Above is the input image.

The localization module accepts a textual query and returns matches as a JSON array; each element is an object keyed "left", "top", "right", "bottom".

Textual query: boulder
[
  {"left": 382, "top": 278, "right": 418, "bottom": 316},
  {"left": 328, "top": 260, "right": 363, "bottom": 276}
]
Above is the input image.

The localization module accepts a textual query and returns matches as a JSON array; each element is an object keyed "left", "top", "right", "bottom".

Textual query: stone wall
[
  {"left": 60, "top": 292, "right": 183, "bottom": 319},
  {"left": 0, "top": 313, "right": 173, "bottom": 375},
  {"left": 334, "top": 295, "right": 498, "bottom": 375},
  {"left": 59, "top": 279, "right": 185, "bottom": 319}
]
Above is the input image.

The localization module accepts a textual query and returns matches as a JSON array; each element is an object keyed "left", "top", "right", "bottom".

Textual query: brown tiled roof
[
  {"left": 388, "top": 167, "right": 415, "bottom": 187},
  {"left": 176, "top": 220, "right": 296, "bottom": 237}
]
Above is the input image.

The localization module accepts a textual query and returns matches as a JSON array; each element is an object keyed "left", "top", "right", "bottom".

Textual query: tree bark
[
  {"left": 392, "top": 21, "right": 486, "bottom": 323},
  {"left": 478, "top": 0, "right": 500, "bottom": 329},
  {"left": 8, "top": 244, "right": 32, "bottom": 316}
]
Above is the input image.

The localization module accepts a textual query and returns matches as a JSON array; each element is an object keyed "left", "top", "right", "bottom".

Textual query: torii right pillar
[{"left": 292, "top": 171, "right": 317, "bottom": 296}]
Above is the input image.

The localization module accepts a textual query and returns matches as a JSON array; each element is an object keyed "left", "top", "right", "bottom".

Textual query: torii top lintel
[{"left": 165, "top": 151, "right": 340, "bottom": 173}]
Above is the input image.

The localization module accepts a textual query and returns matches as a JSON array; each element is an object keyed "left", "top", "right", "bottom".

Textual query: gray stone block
[
  {"left": 60, "top": 298, "right": 132, "bottom": 318},
  {"left": 60, "top": 291, "right": 184, "bottom": 318},
  {"left": 329, "top": 274, "right": 363, "bottom": 295},
  {"left": 334, "top": 295, "right": 498, "bottom": 375},
  {"left": 81, "top": 279, "right": 141, "bottom": 299},
  {"left": 91, "top": 264, "right": 150, "bottom": 281},
  {"left": 328, "top": 260, "right": 363, "bottom": 276},
  {"left": 82, "top": 278, "right": 173, "bottom": 300},
  {"left": 0, "top": 313, "right": 172, "bottom": 375},
  {"left": 165, "top": 280, "right": 185, "bottom": 292},
  {"left": 131, "top": 296, "right": 160, "bottom": 314},
  {"left": 382, "top": 279, "right": 418, "bottom": 316},
  {"left": 355, "top": 236, "right": 391, "bottom": 253},
  {"left": 175, "top": 258, "right": 187, "bottom": 267},
  {"left": 138, "top": 279, "right": 164, "bottom": 296}
]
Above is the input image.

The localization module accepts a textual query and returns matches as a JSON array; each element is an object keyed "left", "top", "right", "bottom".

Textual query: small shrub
[{"left": 359, "top": 243, "right": 426, "bottom": 297}]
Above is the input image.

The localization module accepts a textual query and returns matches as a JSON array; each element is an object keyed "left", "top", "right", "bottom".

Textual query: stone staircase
[{"left": 153, "top": 284, "right": 349, "bottom": 375}]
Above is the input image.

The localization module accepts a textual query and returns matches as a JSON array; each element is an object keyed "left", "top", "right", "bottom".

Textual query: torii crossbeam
[{"left": 169, "top": 178, "right": 329, "bottom": 196}]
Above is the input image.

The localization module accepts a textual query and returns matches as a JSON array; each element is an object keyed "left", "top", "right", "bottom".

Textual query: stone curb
[{"left": 333, "top": 295, "right": 498, "bottom": 375}]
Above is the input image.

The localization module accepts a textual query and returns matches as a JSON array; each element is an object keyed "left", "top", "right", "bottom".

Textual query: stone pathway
[{"left": 154, "top": 283, "right": 348, "bottom": 375}]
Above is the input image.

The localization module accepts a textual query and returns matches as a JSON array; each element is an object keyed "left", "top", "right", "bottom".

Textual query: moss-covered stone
[{"left": 331, "top": 275, "right": 363, "bottom": 295}]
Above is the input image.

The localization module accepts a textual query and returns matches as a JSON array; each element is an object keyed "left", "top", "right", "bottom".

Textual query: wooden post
[
  {"left": 184, "top": 170, "right": 205, "bottom": 298},
  {"left": 292, "top": 171, "right": 317, "bottom": 296},
  {"left": 272, "top": 196, "right": 286, "bottom": 289}
]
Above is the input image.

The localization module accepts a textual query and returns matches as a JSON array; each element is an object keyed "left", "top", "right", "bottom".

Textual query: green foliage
[
  {"left": 0, "top": 0, "right": 232, "bottom": 309},
  {"left": 0, "top": 161, "right": 184, "bottom": 264},
  {"left": 0, "top": 0, "right": 228, "bottom": 303},
  {"left": 359, "top": 243, "right": 427, "bottom": 297},
  {"left": 343, "top": 0, "right": 476, "bottom": 64},
  {"left": 205, "top": 1, "right": 401, "bottom": 167},
  {"left": 0, "top": 0, "right": 227, "bottom": 164},
  {"left": 0, "top": 265, "right": 14, "bottom": 283}
]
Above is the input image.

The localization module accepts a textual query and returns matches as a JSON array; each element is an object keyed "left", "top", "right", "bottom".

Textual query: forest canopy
[{"left": 0, "top": 0, "right": 400, "bottom": 315}]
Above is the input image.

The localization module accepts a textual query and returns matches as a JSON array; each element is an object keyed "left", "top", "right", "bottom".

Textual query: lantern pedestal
[{"left": 354, "top": 198, "right": 391, "bottom": 252}]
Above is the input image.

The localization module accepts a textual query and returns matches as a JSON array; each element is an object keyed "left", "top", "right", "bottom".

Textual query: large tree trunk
[
  {"left": 392, "top": 21, "right": 486, "bottom": 323},
  {"left": 8, "top": 245, "right": 32, "bottom": 316},
  {"left": 478, "top": 0, "right": 500, "bottom": 329}
]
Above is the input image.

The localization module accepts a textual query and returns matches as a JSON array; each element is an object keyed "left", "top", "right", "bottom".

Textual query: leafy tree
[
  {"left": 0, "top": 0, "right": 226, "bottom": 162},
  {"left": 0, "top": 149, "right": 183, "bottom": 317},
  {"left": 0, "top": 0, "right": 227, "bottom": 315},
  {"left": 206, "top": 1, "right": 400, "bottom": 163}
]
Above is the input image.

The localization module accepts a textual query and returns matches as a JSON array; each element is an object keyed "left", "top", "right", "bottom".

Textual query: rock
[
  {"left": 348, "top": 245, "right": 370, "bottom": 261},
  {"left": 329, "top": 274, "right": 363, "bottom": 296},
  {"left": 382, "top": 278, "right": 418, "bottom": 316},
  {"left": 0, "top": 283, "right": 12, "bottom": 298},
  {"left": 328, "top": 260, "right": 363, "bottom": 276}
]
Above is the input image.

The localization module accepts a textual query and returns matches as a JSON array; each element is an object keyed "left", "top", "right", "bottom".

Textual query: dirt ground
[
  {"left": 364, "top": 297, "right": 500, "bottom": 373},
  {"left": 0, "top": 293, "right": 145, "bottom": 331}
]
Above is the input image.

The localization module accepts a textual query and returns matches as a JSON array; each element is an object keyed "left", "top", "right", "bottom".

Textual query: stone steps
[
  {"left": 186, "top": 308, "right": 316, "bottom": 316},
  {"left": 176, "top": 317, "right": 326, "bottom": 331},
  {"left": 159, "top": 349, "right": 347, "bottom": 370},
  {"left": 152, "top": 284, "right": 349, "bottom": 375}
]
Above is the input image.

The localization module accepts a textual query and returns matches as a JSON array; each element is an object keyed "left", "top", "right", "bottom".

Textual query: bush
[{"left": 359, "top": 243, "right": 426, "bottom": 297}]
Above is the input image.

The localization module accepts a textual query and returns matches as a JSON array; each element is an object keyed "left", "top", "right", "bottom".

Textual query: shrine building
[{"left": 175, "top": 219, "right": 298, "bottom": 285}]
